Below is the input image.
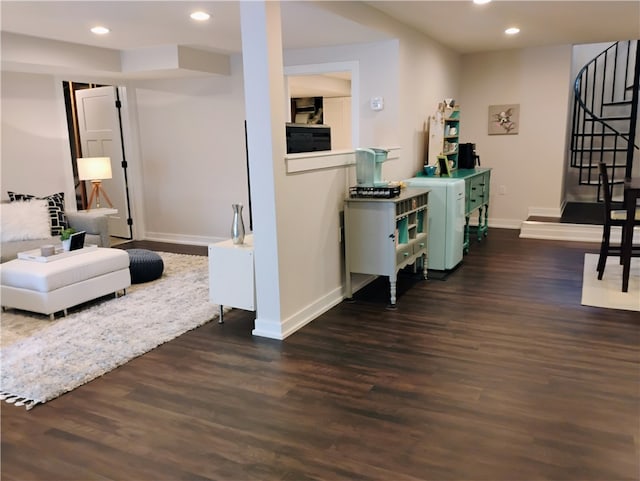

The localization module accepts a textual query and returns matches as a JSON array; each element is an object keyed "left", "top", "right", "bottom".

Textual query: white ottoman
[{"left": 1, "top": 248, "right": 131, "bottom": 319}]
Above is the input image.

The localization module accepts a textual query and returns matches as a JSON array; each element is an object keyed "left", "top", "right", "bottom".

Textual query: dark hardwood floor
[{"left": 2, "top": 230, "right": 639, "bottom": 481}]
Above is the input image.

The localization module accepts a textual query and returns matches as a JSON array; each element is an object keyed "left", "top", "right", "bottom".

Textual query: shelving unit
[
  {"left": 443, "top": 107, "right": 460, "bottom": 169},
  {"left": 428, "top": 105, "right": 460, "bottom": 170},
  {"left": 344, "top": 187, "right": 430, "bottom": 307}
]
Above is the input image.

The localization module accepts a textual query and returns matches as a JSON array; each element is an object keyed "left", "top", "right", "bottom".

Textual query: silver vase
[{"left": 231, "top": 203, "right": 245, "bottom": 244}]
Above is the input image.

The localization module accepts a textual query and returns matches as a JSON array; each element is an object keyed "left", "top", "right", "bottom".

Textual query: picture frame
[
  {"left": 437, "top": 155, "right": 451, "bottom": 177},
  {"left": 488, "top": 104, "right": 520, "bottom": 135}
]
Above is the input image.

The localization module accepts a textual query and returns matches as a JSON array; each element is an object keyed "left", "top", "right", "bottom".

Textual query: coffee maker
[
  {"left": 355, "top": 148, "right": 389, "bottom": 186},
  {"left": 458, "top": 143, "right": 480, "bottom": 169}
]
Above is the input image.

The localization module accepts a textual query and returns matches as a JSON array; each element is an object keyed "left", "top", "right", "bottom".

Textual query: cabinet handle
[
  {"left": 389, "top": 233, "right": 395, "bottom": 240},
  {"left": 471, "top": 187, "right": 477, "bottom": 191},
  {"left": 419, "top": 242, "right": 425, "bottom": 247},
  {"left": 403, "top": 252, "right": 409, "bottom": 257}
]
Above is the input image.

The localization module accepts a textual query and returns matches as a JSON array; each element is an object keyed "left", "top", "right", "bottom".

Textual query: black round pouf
[{"left": 127, "top": 249, "right": 164, "bottom": 284}]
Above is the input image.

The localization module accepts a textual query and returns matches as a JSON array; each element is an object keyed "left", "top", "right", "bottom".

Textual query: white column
[{"left": 240, "top": 1, "right": 287, "bottom": 339}]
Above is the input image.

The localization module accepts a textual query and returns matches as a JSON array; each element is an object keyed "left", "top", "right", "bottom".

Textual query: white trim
[
  {"left": 142, "top": 231, "right": 225, "bottom": 246},
  {"left": 286, "top": 149, "right": 355, "bottom": 173},
  {"left": 520, "top": 221, "right": 602, "bottom": 242},
  {"left": 468, "top": 217, "right": 521, "bottom": 229},
  {"left": 251, "top": 316, "right": 287, "bottom": 339},
  {"left": 285, "top": 146, "right": 400, "bottom": 174},
  {"left": 527, "top": 206, "right": 563, "bottom": 218},
  {"left": 284, "top": 60, "right": 360, "bottom": 151},
  {"left": 519, "top": 221, "right": 640, "bottom": 244},
  {"left": 253, "top": 274, "right": 376, "bottom": 340},
  {"left": 279, "top": 285, "right": 345, "bottom": 339}
]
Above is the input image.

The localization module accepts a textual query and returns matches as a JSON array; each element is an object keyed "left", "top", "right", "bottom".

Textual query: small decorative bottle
[{"left": 231, "top": 203, "right": 245, "bottom": 245}]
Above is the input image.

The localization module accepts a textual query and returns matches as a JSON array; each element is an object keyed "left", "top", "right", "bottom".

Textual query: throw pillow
[
  {"left": 7, "top": 191, "right": 68, "bottom": 236},
  {"left": 0, "top": 199, "right": 51, "bottom": 242}
]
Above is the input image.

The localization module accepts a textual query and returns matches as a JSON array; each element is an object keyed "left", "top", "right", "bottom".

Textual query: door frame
[{"left": 63, "top": 81, "right": 141, "bottom": 240}]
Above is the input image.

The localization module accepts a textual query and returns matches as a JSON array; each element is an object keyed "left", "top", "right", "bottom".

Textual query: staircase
[{"left": 570, "top": 40, "right": 639, "bottom": 205}]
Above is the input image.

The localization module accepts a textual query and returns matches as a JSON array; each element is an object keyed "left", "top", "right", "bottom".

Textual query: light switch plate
[{"left": 370, "top": 97, "right": 384, "bottom": 111}]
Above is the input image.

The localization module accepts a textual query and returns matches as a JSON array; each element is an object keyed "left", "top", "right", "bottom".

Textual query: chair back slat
[{"left": 598, "top": 162, "right": 613, "bottom": 216}]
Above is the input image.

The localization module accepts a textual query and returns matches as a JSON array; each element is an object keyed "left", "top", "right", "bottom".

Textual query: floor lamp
[{"left": 77, "top": 156, "right": 114, "bottom": 210}]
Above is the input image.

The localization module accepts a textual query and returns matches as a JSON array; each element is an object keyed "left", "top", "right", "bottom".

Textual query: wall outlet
[{"left": 499, "top": 185, "right": 507, "bottom": 195}]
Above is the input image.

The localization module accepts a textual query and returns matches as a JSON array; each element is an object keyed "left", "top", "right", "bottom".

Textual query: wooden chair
[{"left": 596, "top": 162, "right": 640, "bottom": 280}]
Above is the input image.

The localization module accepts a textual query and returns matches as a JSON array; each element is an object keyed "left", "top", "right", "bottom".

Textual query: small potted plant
[{"left": 60, "top": 227, "right": 76, "bottom": 251}]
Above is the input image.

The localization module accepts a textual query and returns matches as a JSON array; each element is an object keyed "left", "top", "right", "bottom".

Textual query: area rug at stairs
[
  {"left": 581, "top": 253, "right": 640, "bottom": 312},
  {"left": 0, "top": 252, "right": 218, "bottom": 410}
]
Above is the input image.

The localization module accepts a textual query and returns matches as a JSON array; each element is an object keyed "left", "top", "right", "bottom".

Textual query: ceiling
[
  {"left": 368, "top": 1, "right": 640, "bottom": 54},
  {"left": 1, "top": 1, "right": 638, "bottom": 57}
]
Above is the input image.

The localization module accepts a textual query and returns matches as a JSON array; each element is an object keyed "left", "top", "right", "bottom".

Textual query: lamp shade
[{"left": 77, "top": 157, "right": 112, "bottom": 181}]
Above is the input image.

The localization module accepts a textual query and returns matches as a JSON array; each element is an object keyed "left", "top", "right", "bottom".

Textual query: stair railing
[{"left": 571, "top": 40, "right": 638, "bottom": 200}]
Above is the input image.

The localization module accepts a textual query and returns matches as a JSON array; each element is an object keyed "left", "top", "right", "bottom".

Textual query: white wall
[
  {"left": 132, "top": 55, "right": 248, "bottom": 244},
  {"left": 2, "top": 10, "right": 583, "bottom": 340},
  {"left": 323, "top": 97, "right": 352, "bottom": 150},
  {"left": 272, "top": 34, "right": 459, "bottom": 336},
  {"left": 276, "top": 40, "right": 399, "bottom": 334},
  {"left": 0, "top": 23, "right": 463, "bottom": 340},
  {"left": 0, "top": 71, "right": 75, "bottom": 206},
  {"left": 286, "top": 40, "right": 401, "bottom": 152},
  {"left": 459, "top": 45, "right": 573, "bottom": 225},
  {"left": 395, "top": 26, "right": 461, "bottom": 182}
]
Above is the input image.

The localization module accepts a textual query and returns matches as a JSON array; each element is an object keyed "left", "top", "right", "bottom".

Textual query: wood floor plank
[{"left": 2, "top": 230, "right": 639, "bottom": 481}]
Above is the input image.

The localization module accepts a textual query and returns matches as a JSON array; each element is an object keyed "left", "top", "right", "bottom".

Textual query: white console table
[{"left": 208, "top": 234, "right": 255, "bottom": 323}]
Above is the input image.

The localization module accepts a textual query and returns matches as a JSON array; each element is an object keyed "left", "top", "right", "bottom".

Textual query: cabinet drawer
[
  {"left": 412, "top": 233, "right": 428, "bottom": 255},
  {"left": 467, "top": 175, "right": 489, "bottom": 212},
  {"left": 396, "top": 244, "right": 413, "bottom": 265},
  {"left": 479, "top": 172, "right": 490, "bottom": 200}
]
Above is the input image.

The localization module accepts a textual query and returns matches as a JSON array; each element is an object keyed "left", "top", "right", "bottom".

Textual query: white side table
[{"left": 208, "top": 234, "right": 255, "bottom": 323}]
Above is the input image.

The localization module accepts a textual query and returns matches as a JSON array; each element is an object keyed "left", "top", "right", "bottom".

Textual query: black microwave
[{"left": 286, "top": 123, "right": 331, "bottom": 154}]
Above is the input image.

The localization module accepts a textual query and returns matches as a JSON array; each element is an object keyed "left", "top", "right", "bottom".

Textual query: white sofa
[{"left": 1, "top": 199, "right": 110, "bottom": 263}]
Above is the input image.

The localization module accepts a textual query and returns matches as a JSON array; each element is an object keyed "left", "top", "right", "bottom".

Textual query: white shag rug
[
  {"left": 0, "top": 252, "right": 218, "bottom": 410},
  {"left": 581, "top": 253, "right": 640, "bottom": 311}
]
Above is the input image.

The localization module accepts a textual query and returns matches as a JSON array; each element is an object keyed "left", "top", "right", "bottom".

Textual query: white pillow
[{"left": 1, "top": 200, "right": 51, "bottom": 242}]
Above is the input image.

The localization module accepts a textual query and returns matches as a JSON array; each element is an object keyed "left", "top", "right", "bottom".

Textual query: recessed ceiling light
[
  {"left": 190, "top": 11, "right": 210, "bottom": 21},
  {"left": 473, "top": 0, "right": 492, "bottom": 4},
  {"left": 505, "top": 27, "right": 520, "bottom": 35},
  {"left": 90, "top": 26, "right": 110, "bottom": 35}
]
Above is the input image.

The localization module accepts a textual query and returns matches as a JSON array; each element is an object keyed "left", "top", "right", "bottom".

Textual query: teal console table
[{"left": 414, "top": 167, "right": 491, "bottom": 253}]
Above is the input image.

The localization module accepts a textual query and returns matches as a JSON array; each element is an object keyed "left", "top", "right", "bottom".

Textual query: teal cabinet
[
  {"left": 413, "top": 167, "right": 492, "bottom": 254},
  {"left": 455, "top": 168, "right": 491, "bottom": 252}
]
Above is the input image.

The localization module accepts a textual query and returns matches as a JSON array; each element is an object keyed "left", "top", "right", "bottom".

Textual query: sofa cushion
[
  {"left": 0, "top": 248, "right": 130, "bottom": 293},
  {"left": 0, "top": 200, "right": 51, "bottom": 242},
  {"left": 8, "top": 191, "right": 68, "bottom": 236}
]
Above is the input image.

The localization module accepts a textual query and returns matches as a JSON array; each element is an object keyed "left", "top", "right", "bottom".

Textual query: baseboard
[
  {"left": 527, "top": 206, "right": 563, "bottom": 218},
  {"left": 253, "top": 274, "right": 377, "bottom": 340},
  {"left": 520, "top": 221, "right": 640, "bottom": 244},
  {"left": 143, "top": 231, "right": 225, "bottom": 246},
  {"left": 520, "top": 221, "right": 602, "bottom": 242},
  {"left": 467, "top": 217, "right": 521, "bottom": 229},
  {"left": 253, "top": 287, "right": 344, "bottom": 340}
]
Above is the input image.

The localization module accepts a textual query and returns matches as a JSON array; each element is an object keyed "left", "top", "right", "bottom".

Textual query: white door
[{"left": 75, "top": 86, "right": 131, "bottom": 238}]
